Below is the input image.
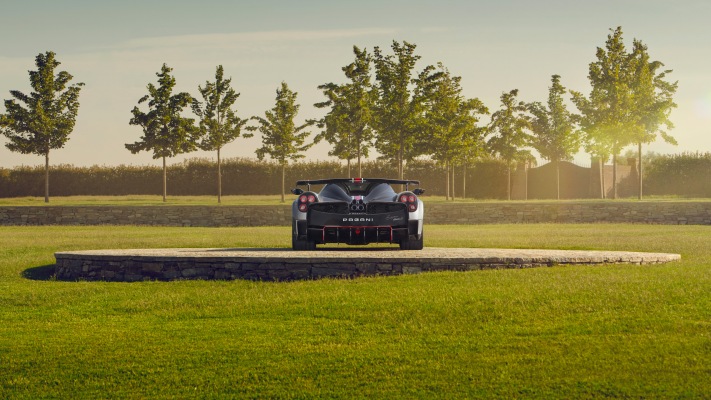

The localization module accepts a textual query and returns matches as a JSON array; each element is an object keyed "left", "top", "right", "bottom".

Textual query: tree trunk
[
  {"left": 398, "top": 145, "right": 404, "bottom": 192},
  {"left": 398, "top": 144, "right": 404, "bottom": 180},
  {"left": 507, "top": 164, "right": 511, "bottom": 201},
  {"left": 347, "top": 158, "right": 351, "bottom": 178},
  {"left": 217, "top": 147, "right": 222, "bottom": 204},
  {"left": 524, "top": 161, "right": 528, "bottom": 201},
  {"left": 451, "top": 163, "right": 455, "bottom": 201},
  {"left": 638, "top": 142, "right": 643, "bottom": 200},
  {"left": 357, "top": 146, "right": 362, "bottom": 178},
  {"left": 281, "top": 163, "right": 286, "bottom": 203},
  {"left": 612, "top": 153, "right": 618, "bottom": 200},
  {"left": 556, "top": 159, "right": 560, "bottom": 200},
  {"left": 445, "top": 160, "right": 450, "bottom": 201},
  {"left": 217, "top": 100, "right": 223, "bottom": 204},
  {"left": 397, "top": 133, "right": 405, "bottom": 179},
  {"left": 600, "top": 158, "right": 606, "bottom": 199},
  {"left": 162, "top": 156, "right": 167, "bottom": 203},
  {"left": 44, "top": 152, "right": 49, "bottom": 203},
  {"left": 462, "top": 163, "right": 467, "bottom": 200}
]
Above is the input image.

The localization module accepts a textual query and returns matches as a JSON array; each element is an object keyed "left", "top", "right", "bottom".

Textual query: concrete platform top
[{"left": 56, "top": 247, "right": 681, "bottom": 264}]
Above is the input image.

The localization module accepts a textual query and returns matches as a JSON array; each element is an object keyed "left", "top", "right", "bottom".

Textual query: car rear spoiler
[{"left": 295, "top": 178, "right": 421, "bottom": 191}]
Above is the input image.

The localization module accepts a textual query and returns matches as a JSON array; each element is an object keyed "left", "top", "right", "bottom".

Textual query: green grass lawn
[
  {"left": 1, "top": 224, "right": 710, "bottom": 398},
  {"left": 0, "top": 195, "right": 288, "bottom": 206}
]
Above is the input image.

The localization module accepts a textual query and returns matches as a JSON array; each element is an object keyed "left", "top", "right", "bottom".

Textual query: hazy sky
[{"left": 1, "top": 0, "right": 709, "bottom": 168}]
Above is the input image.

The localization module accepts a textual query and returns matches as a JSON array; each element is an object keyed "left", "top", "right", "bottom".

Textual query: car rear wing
[{"left": 295, "top": 178, "right": 421, "bottom": 191}]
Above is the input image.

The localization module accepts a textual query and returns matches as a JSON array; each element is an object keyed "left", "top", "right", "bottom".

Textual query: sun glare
[{"left": 694, "top": 94, "right": 711, "bottom": 119}]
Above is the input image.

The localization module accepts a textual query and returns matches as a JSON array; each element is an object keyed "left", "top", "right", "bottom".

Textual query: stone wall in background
[
  {"left": 1, "top": 202, "right": 710, "bottom": 226},
  {"left": 0, "top": 206, "right": 290, "bottom": 227},
  {"left": 424, "top": 202, "right": 711, "bottom": 224}
]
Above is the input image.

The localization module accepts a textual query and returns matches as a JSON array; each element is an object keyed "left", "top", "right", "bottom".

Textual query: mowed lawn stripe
[{"left": 0, "top": 224, "right": 709, "bottom": 398}]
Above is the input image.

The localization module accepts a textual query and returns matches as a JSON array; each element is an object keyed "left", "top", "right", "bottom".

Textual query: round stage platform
[{"left": 54, "top": 247, "right": 681, "bottom": 282}]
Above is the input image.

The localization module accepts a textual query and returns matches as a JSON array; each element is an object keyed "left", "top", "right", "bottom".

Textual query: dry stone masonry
[
  {"left": 2, "top": 202, "right": 711, "bottom": 226},
  {"left": 55, "top": 247, "right": 681, "bottom": 282}
]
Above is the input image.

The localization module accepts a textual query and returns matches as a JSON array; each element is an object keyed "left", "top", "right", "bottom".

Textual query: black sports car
[{"left": 290, "top": 178, "right": 425, "bottom": 250}]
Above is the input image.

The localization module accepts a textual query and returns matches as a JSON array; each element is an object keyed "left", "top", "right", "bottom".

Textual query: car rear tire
[
  {"left": 399, "top": 233, "right": 424, "bottom": 250},
  {"left": 292, "top": 221, "right": 316, "bottom": 250},
  {"left": 293, "top": 237, "right": 316, "bottom": 250}
]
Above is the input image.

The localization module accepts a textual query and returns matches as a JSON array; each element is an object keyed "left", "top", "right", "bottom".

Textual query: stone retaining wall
[
  {"left": 425, "top": 202, "right": 711, "bottom": 225},
  {"left": 2, "top": 201, "right": 711, "bottom": 226},
  {"left": 54, "top": 248, "right": 681, "bottom": 282},
  {"left": 0, "top": 205, "right": 290, "bottom": 226}
]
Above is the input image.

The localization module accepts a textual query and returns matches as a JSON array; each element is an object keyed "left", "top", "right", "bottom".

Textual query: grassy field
[
  {"left": 1, "top": 224, "right": 710, "bottom": 398},
  {"left": 0, "top": 195, "right": 288, "bottom": 206}
]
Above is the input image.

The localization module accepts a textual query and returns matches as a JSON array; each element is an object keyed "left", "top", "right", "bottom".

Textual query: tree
[
  {"left": 192, "top": 65, "right": 251, "bottom": 203},
  {"left": 571, "top": 104, "right": 612, "bottom": 199},
  {"left": 314, "top": 46, "right": 376, "bottom": 177},
  {"left": 487, "top": 89, "right": 531, "bottom": 200},
  {"left": 630, "top": 39, "right": 677, "bottom": 199},
  {"left": 249, "top": 82, "right": 313, "bottom": 202},
  {"left": 571, "top": 27, "right": 642, "bottom": 199},
  {"left": 372, "top": 41, "right": 434, "bottom": 179},
  {"left": 528, "top": 75, "right": 579, "bottom": 199},
  {"left": 126, "top": 63, "right": 199, "bottom": 202},
  {"left": 0, "top": 51, "right": 83, "bottom": 203},
  {"left": 420, "top": 63, "right": 488, "bottom": 200}
]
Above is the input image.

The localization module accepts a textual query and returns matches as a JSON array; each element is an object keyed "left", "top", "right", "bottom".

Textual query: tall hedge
[
  {"left": 10, "top": 153, "right": 710, "bottom": 199},
  {"left": 644, "top": 152, "right": 711, "bottom": 197},
  {"left": 0, "top": 157, "right": 509, "bottom": 199}
]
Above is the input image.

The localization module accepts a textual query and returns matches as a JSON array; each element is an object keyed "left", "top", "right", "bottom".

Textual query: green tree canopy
[
  {"left": 192, "top": 65, "right": 251, "bottom": 203},
  {"left": 487, "top": 89, "right": 532, "bottom": 200},
  {"left": 528, "top": 75, "right": 579, "bottom": 199},
  {"left": 0, "top": 51, "right": 83, "bottom": 203},
  {"left": 314, "top": 46, "right": 376, "bottom": 177},
  {"left": 249, "top": 82, "right": 313, "bottom": 202},
  {"left": 126, "top": 63, "right": 199, "bottom": 202},
  {"left": 629, "top": 39, "right": 677, "bottom": 198},
  {"left": 419, "top": 63, "right": 488, "bottom": 200},
  {"left": 372, "top": 40, "right": 435, "bottom": 179},
  {"left": 571, "top": 27, "right": 643, "bottom": 198}
]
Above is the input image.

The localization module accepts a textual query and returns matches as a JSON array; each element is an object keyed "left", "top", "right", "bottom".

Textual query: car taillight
[
  {"left": 399, "top": 192, "right": 418, "bottom": 212},
  {"left": 297, "top": 192, "right": 318, "bottom": 213}
]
